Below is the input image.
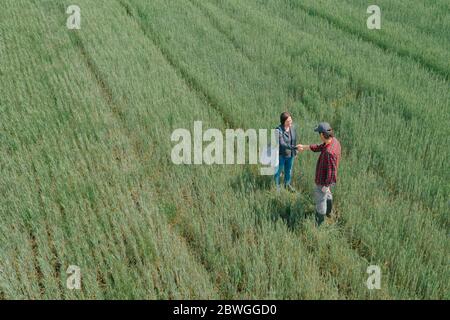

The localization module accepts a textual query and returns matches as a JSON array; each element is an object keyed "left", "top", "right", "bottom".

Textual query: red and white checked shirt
[{"left": 310, "top": 137, "right": 341, "bottom": 187}]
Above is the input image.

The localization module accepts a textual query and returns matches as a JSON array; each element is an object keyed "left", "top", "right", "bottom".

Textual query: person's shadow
[
  {"left": 230, "top": 166, "right": 273, "bottom": 192},
  {"left": 231, "top": 167, "right": 315, "bottom": 232},
  {"left": 268, "top": 193, "right": 315, "bottom": 232}
]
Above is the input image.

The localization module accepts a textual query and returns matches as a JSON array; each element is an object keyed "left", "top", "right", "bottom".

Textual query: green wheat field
[{"left": 0, "top": 0, "right": 449, "bottom": 299}]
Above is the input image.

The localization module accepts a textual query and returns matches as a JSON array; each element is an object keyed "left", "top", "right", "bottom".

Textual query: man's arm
[
  {"left": 323, "top": 152, "right": 338, "bottom": 187},
  {"left": 297, "top": 144, "right": 324, "bottom": 152},
  {"left": 309, "top": 144, "right": 325, "bottom": 152},
  {"left": 297, "top": 144, "right": 309, "bottom": 151}
]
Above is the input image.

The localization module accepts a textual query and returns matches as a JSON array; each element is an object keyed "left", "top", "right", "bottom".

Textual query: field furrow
[
  {"left": 279, "top": 0, "right": 450, "bottom": 80},
  {"left": 0, "top": 0, "right": 448, "bottom": 299},
  {"left": 125, "top": 0, "right": 448, "bottom": 298}
]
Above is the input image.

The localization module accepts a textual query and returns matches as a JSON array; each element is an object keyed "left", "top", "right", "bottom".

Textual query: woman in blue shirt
[{"left": 275, "top": 112, "right": 297, "bottom": 192}]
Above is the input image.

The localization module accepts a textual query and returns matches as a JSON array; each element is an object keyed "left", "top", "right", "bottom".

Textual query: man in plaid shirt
[{"left": 298, "top": 122, "right": 341, "bottom": 226}]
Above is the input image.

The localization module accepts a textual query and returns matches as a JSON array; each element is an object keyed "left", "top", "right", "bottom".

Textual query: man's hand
[
  {"left": 321, "top": 186, "right": 330, "bottom": 193},
  {"left": 297, "top": 144, "right": 310, "bottom": 152}
]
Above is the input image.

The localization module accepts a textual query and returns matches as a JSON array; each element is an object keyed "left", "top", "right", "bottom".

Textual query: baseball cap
[{"left": 314, "top": 122, "right": 332, "bottom": 134}]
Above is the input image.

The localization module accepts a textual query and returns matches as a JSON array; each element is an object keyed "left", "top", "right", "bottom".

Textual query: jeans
[
  {"left": 274, "top": 155, "right": 294, "bottom": 187},
  {"left": 314, "top": 184, "right": 333, "bottom": 215}
]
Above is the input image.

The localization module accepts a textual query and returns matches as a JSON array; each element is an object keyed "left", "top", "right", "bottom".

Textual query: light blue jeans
[
  {"left": 314, "top": 185, "right": 333, "bottom": 215},
  {"left": 274, "top": 155, "right": 294, "bottom": 188}
]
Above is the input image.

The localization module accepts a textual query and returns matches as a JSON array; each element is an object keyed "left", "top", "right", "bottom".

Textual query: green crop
[{"left": 0, "top": 0, "right": 448, "bottom": 299}]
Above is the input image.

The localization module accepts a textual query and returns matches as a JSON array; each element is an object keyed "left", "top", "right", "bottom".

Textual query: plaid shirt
[{"left": 310, "top": 137, "right": 341, "bottom": 187}]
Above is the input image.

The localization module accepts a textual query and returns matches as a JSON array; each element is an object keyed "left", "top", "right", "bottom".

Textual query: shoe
[
  {"left": 286, "top": 184, "right": 296, "bottom": 193},
  {"left": 326, "top": 199, "right": 333, "bottom": 218},
  {"left": 315, "top": 212, "right": 325, "bottom": 226}
]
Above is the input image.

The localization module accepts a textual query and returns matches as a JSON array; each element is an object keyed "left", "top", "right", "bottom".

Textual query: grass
[{"left": 0, "top": 0, "right": 448, "bottom": 299}]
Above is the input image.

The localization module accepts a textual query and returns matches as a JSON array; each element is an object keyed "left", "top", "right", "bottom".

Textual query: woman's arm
[{"left": 278, "top": 129, "right": 297, "bottom": 151}]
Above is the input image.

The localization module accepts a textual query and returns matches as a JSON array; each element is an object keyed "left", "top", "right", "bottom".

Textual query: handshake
[{"left": 296, "top": 144, "right": 308, "bottom": 152}]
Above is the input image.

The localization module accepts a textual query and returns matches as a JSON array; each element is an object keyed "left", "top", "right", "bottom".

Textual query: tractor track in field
[
  {"left": 118, "top": 0, "right": 238, "bottom": 129},
  {"left": 122, "top": 0, "right": 377, "bottom": 295},
  {"left": 187, "top": 0, "right": 254, "bottom": 64},
  {"left": 6, "top": 1, "right": 70, "bottom": 298},
  {"left": 44, "top": 221, "right": 64, "bottom": 297},
  {"left": 194, "top": 0, "right": 355, "bottom": 124},
  {"left": 188, "top": 0, "right": 330, "bottom": 136},
  {"left": 57, "top": 3, "right": 140, "bottom": 295},
  {"left": 190, "top": 1, "right": 450, "bottom": 293},
  {"left": 187, "top": 0, "right": 313, "bottom": 111},
  {"left": 2, "top": 0, "right": 445, "bottom": 299},
  {"left": 206, "top": 0, "right": 446, "bottom": 226},
  {"left": 61, "top": 1, "right": 220, "bottom": 297},
  {"left": 116, "top": 0, "right": 225, "bottom": 297},
  {"left": 124, "top": 0, "right": 346, "bottom": 296},
  {"left": 207, "top": 0, "right": 429, "bottom": 126},
  {"left": 68, "top": 0, "right": 446, "bottom": 299},
  {"left": 290, "top": 3, "right": 449, "bottom": 81},
  {"left": 66, "top": 26, "right": 194, "bottom": 295},
  {"left": 194, "top": 0, "right": 379, "bottom": 262},
  {"left": 30, "top": 157, "right": 64, "bottom": 298},
  {"left": 64, "top": 12, "right": 165, "bottom": 294},
  {"left": 67, "top": 32, "right": 122, "bottom": 122},
  {"left": 29, "top": 162, "right": 47, "bottom": 297}
]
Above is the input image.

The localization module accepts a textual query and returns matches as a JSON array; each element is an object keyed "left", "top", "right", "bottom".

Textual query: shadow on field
[
  {"left": 232, "top": 167, "right": 319, "bottom": 232},
  {"left": 268, "top": 195, "right": 312, "bottom": 232},
  {"left": 231, "top": 167, "right": 273, "bottom": 192}
]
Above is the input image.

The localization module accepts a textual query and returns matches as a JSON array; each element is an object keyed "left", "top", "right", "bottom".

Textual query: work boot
[
  {"left": 326, "top": 199, "right": 333, "bottom": 218},
  {"left": 315, "top": 212, "right": 325, "bottom": 227}
]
